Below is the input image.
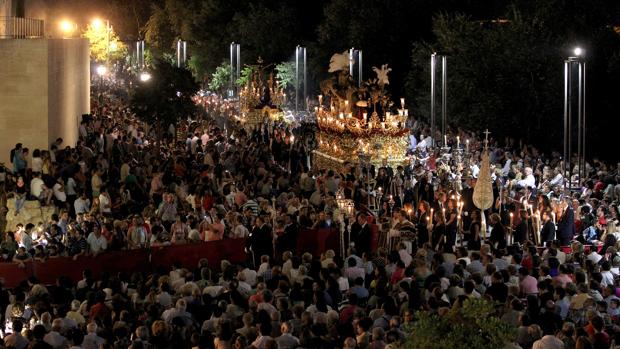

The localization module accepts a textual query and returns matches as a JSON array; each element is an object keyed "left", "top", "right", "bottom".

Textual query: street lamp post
[
  {"left": 136, "top": 40, "right": 145, "bottom": 69},
  {"left": 230, "top": 42, "right": 240, "bottom": 98},
  {"left": 430, "top": 53, "right": 448, "bottom": 148},
  {"left": 177, "top": 39, "right": 187, "bottom": 68},
  {"left": 349, "top": 48, "right": 363, "bottom": 87},
  {"left": 563, "top": 47, "right": 587, "bottom": 192},
  {"left": 295, "top": 45, "right": 307, "bottom": 112}
]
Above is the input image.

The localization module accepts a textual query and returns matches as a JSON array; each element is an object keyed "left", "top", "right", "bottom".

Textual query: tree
[
  {"left": 231, "top": 1, "right": 300, "bottom": 65},
  {"left": 83, "top": 22, "right": 128, "bottom": 63},
  {"left": 208, "top": 63, "right": 232, "bottom": 94},
  {"left": 275, "top": 62, "right": 296, "bottom": 90},
  {"left": 236, "top": 66, "right": 255, "bottom": 87},
  {"left": 403, "top": 298, "right": 516, "bottom": 349},
  {"left": 144, "top": 4, "right": 176, "bottom": 58},
  {"left": 130, "top": 59, "right": 199, "bottom": 136},
  {"left": 404, "top": 1, "right": 620, "bottom": 156}
]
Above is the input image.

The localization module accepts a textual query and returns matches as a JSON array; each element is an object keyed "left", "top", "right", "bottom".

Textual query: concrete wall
[
  {"left": 0, "top": 38, "right": 89, "bottom": 168},
  {"left": 47, "top": 38, "right": 90, "bottom": 148}
]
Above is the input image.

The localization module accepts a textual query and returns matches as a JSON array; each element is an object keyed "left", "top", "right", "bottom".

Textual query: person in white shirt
[
  {"left": 239, "top": 266, "right": 257, "bottom": 287},
  {"left": 517, "top": 167, "right": 536, "bottom": 189},
  {"left": 398, "top": 243, "right": 413, "bottom": 267},
  {"left": 501, "top": 153, "right": 513, "bottom": 177},
  {"left": 601, "top": 261, "right": 615, "bottom": 287},
  {"left": 65, "top": 176, "right": 78, "bottom": 197},
  {"left": 86, "top": 225, "right": 107, "bottom": 256},
  {"left": 30, "top": 173, "right": 52, "bottom": 205},
  {"left": 549, "top": 168, "right": 564, "bottom": 188},
  {"left": 345, "top": 257, "right": 365, "bottom": 283},
  {"left": 99, "top": 187, "right": 112, "bottom": 215},
  {"left": 53, "top": 178, "right": 67, "bottom": 203},
  {"left": 74, "top": 193, "right": 91, "bottom": 215}
]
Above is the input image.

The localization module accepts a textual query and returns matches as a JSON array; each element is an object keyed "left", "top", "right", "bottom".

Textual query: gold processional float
[
  {"left": 312, "top": 51, "right": 410, "bottom": 172},
  {"left": 237, "top": 59, "right": 287, "bottom": 129}
]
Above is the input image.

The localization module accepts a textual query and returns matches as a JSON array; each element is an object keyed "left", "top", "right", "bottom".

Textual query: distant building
[{"left": 0, "top": 0, "right": 89, "bottom": 167}]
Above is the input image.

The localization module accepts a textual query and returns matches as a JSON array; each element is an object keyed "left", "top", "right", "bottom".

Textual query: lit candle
[
  {"left": 509, "top": 212, "right": 514, "bottom": 228},
  {"left": 318, "top": 94, "right": 323, "bottom": 106},
  {"left": 381, "top": 122, "right": 385, "bottom": 129},
  {"left": 466, "top": 139, "right": 470, "bottom": 152},
  {"left": 404, "top": 109, "right": 408, "bottom": 117},
  {"left": 400, "top": 98, "right": 405, "bottom": 109},
  {"left": 363, "top": 112, "right": 368, "bottom": 120},
  {"left": 444, "top": 135, "right": 448, "bottom": 146},
  {"left": 430, "top": 208, "right": 434, "bottom": 225},
  {"left": 457, "top": 136, "right": 460, "bottom": 149}
]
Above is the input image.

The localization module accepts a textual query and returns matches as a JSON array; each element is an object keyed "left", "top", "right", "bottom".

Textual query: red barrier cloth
[
  {"left": 33, "top": 249, "right": 150, "bottom": 285},
  {"left": 297, "top": 225, "right": 379, "bottom": 257},
  {"left": 151, "top": 239, "right": 247, "bottom": 270},
  {"left": 0, "top": 262, "right": 32, "bottom": 288},
  {"left": 297, "top": 228, "right": 341, "bottom": 257},
  {"left": 0, "top": 239, "right": 248, "bottom": 288}
]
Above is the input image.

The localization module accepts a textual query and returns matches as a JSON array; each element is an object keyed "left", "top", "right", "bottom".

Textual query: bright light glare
[
  {"left": 110, "top": 42, "right": 118, "bottom": 51},
  {"left": 59, "top": 20, "right": 74, "bottom": 33},
  {"left": 574, "top": 47, "right": 583, "bottom": 56},
  {"left": 92, "top": 18, "right": 103, "bottom": 30},
  {"left": 139, "top": 72, "right": 151, "bottom": 82},
  {"left": 96, "top": 65, "right": 107, "bottom": 76}
]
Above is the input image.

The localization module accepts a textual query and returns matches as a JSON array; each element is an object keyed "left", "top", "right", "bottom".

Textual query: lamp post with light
[
  {"left": 563, "top": 47, "right": 586, "bottom": 191},
  {"left": 95, "top": 65, "right": 107, "bottom": 113},
  {"left": 59, "top": 20, "right": 77, "bottom": 38},
  {"left": 139, "top": 72, "right": 151, "bottom": 82}
]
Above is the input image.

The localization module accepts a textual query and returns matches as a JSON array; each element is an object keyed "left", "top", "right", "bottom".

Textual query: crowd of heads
[{"left": 0, "top": 87, "right": 620, "bottom": 348}]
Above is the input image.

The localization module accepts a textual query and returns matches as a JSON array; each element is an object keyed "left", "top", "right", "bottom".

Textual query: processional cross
[{"left": 483, "top": 129, "right": 491, "bottom": 148}]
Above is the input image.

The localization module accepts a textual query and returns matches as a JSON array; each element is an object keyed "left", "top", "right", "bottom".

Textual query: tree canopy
[
  {"left": 130, "top": 60, "right": 199, "bottom": 130},
  {"left": 404, "top": 298, "right": 516, "bottom": 349},
  {"left": 104, "top": 0, "right": 620, "bottom": 158},
  {"left": 83, "top": 22, "right": 128, "bottom": 63}
]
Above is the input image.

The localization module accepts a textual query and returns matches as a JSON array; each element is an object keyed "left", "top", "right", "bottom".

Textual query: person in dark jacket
[
  {"left": 489, "top": 213, "right": 507, "bottom": 250},
  {"left": 249, "top": 215, "right": 273, "bottom": 267},
  {"left": 540, "top": 210, "right": 556, "bottom": 246},
  {"left": 557, "top": 200, "right": 575, "bottom": 246}
]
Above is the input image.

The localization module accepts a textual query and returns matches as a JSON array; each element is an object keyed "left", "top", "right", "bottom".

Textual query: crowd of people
[{"left": 0, "top": 85, "right": 619, "bottom": 349}]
